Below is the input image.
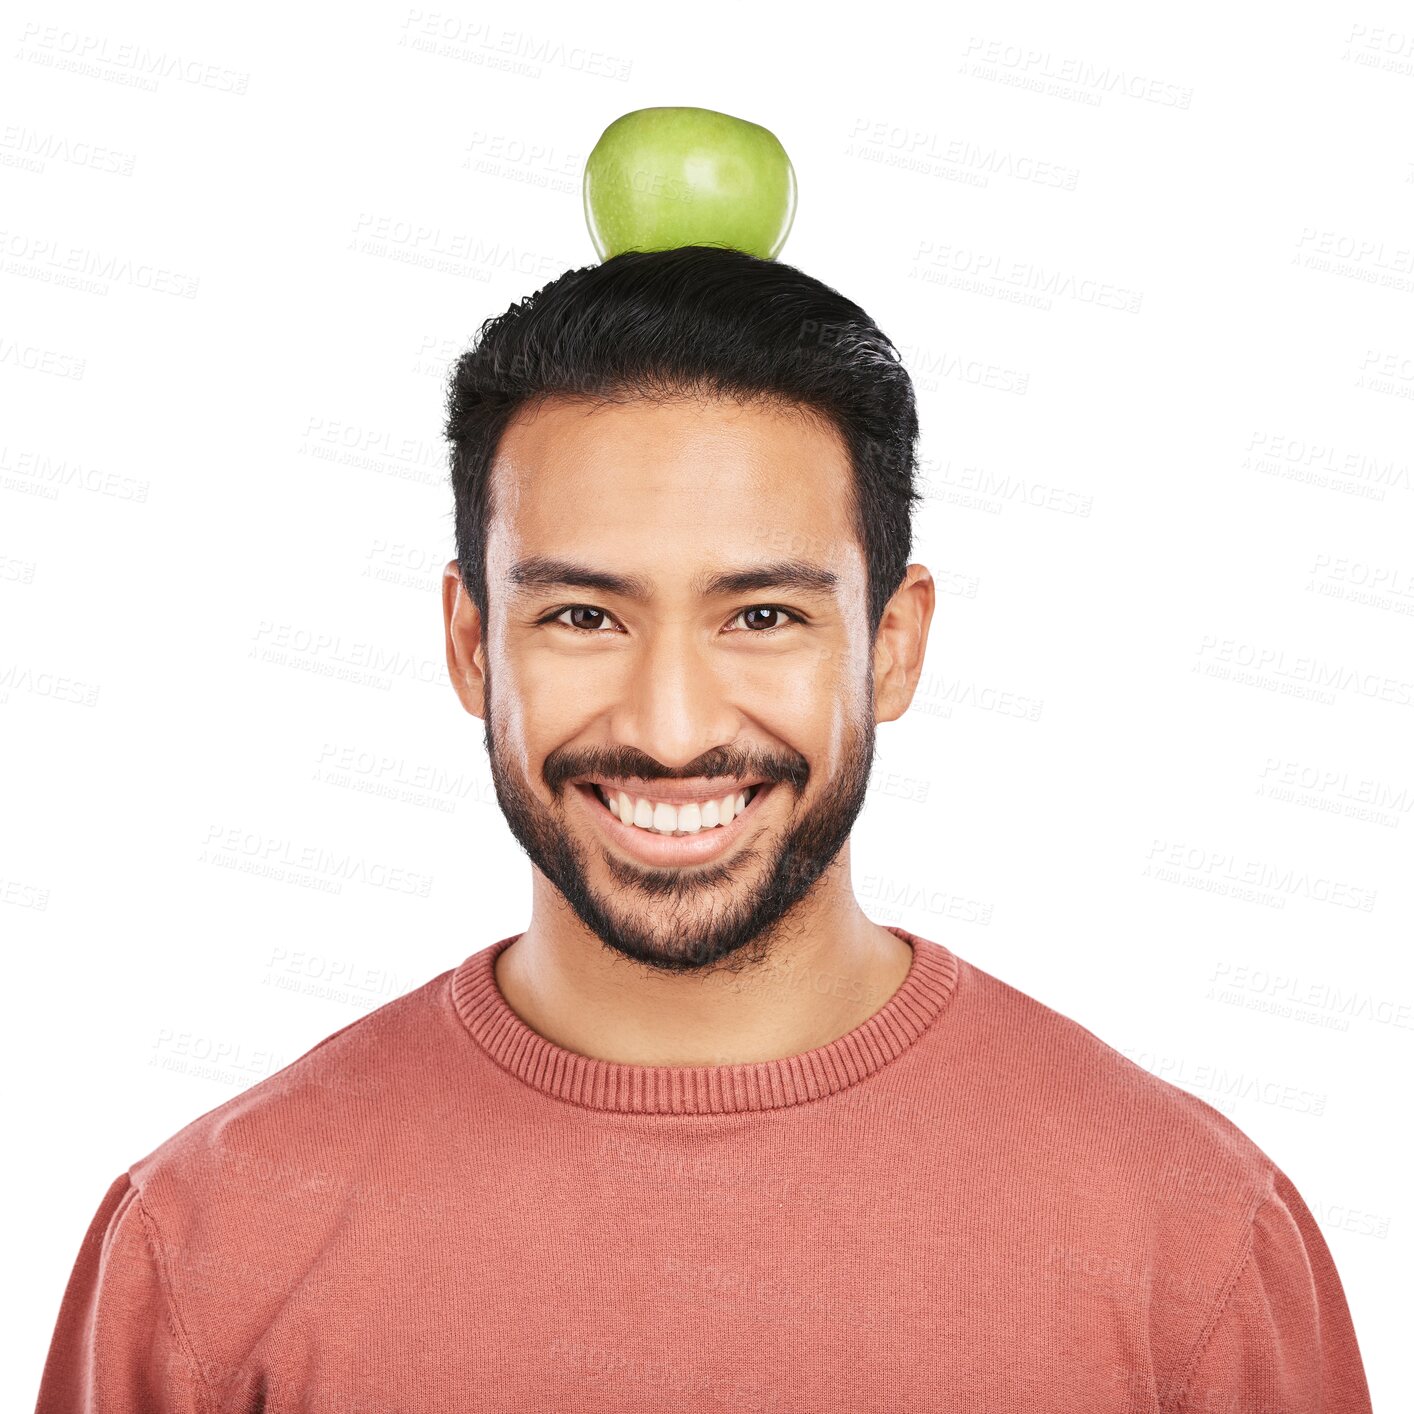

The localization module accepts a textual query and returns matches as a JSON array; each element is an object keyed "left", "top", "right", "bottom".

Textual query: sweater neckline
[{"left": 448, "top": 925, "right": 958, "bottom": 1115}]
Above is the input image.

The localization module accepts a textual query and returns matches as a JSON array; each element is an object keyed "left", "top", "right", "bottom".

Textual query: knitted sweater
[{"left": 35, "top": 926, "right": 1372, "bottom": 1412}]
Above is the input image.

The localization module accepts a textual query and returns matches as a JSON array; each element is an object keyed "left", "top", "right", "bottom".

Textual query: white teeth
[{"left": 593, "top": 784, "right": 760, "bottom": 836}]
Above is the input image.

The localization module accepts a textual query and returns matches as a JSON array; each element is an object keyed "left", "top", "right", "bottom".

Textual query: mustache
[{"left": 545, "top": 749, "right": 809, "bottom": 795}]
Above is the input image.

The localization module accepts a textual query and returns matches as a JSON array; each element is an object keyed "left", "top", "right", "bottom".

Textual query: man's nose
[{"left": 602, "top": 629, "right": 745, "bottom": 770}]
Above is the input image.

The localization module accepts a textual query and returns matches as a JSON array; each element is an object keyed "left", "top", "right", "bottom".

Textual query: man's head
[{"left": 441, "top": 246, "right": 932, "bottom": 977}]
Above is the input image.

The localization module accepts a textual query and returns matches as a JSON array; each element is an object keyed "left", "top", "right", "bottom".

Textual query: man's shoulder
[
  {"left": 101, "top": 956, "right": 492, "bottom": 1356},
  {"left": 947, "top": 952, "right": 1279, "bottom": 1219},
  {"left": 126, "top": 956, "right": 473, "bottom": 1204}
]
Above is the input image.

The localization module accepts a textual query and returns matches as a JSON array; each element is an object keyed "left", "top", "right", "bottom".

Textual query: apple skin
[{"left": 583, "top": 107, "right": 796, "bottom": 261}]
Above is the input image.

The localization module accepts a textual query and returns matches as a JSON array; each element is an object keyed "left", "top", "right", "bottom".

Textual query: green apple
[{"left": 583, "top": 106, "right": 796, "bottom": 261}]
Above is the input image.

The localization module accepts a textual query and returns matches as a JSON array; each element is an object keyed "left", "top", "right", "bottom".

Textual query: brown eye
[
  {"left": 556, "top": 606, "right": 612, "bottom": 633},
  {"left": 732, "top": 606, "right": 801, "bottom": 633}
]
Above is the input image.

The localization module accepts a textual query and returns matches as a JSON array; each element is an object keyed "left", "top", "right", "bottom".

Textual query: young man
[{"left": 37, "top": 248, "right": 1372, "bottom": 1412}]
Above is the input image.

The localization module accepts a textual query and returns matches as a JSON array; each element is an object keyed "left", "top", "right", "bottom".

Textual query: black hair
[{"left": 442, "top": 244, "right": 922, "bottom": 639}]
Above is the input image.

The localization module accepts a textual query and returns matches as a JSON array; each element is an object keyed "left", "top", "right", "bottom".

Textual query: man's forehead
[
  {"left": 487, "top": 393, "right": 857, "bottom": 551},
  {"left": 493, "top": 391, "right": 851, "bottom": 472}
]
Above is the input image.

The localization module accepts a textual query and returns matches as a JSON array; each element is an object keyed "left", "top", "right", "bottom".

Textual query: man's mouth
[{"left": 585, "top": 781, "right": 767, "bottom": 837}]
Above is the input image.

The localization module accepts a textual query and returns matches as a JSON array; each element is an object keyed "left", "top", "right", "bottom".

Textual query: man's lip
[
  {"left": 571, "top": 779, "right": 774, "bottom": 864},
  {"left": 573, "top": 777, "right": 769, "bottom": 805}
]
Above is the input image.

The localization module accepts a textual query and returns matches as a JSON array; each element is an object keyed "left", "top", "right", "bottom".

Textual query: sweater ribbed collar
[{"left": 449, "top": 925, "right": 958, "bottom": 1115}]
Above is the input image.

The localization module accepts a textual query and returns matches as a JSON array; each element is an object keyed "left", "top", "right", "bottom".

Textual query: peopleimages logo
[
  {"left": 199, "top": 824, "right": 434, "bottom": 898},
  {"left": 16, "top": 22, "right": 251, "bottom": 94},
  {"left": 960, "top": 36, "right": 1194, "bottom": 108},
  {"left": 0, "top": 229, "right": 199, "bottom": 298}
]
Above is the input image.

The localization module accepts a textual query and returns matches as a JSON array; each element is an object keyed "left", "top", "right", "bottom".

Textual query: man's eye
[
  {"left": 550, "top": 606, "right": 616, "bottom": 634},
  {"left": 542, "top": 605, "right": 802, "bottom": 636},
  {"left": 730, "top": 606, "right": 802, "bottom": 633}
]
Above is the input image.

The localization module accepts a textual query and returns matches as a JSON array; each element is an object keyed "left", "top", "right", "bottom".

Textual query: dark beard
[{"left": 479, "top": 660, "right": 878, "bottom": 978}]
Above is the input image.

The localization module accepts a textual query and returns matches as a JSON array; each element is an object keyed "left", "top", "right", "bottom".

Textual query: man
[{"left": 36, "top": 247, "right": 1372, "bottom": 1411}]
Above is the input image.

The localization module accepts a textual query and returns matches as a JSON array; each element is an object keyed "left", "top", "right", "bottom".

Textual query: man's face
[{"left": 458, "top": 394, "right": 882, "bottom": 977}]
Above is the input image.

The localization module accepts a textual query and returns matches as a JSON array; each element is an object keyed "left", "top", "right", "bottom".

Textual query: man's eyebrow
[{"left": 506, "top": 556, "right": 839, "bottom": 602}]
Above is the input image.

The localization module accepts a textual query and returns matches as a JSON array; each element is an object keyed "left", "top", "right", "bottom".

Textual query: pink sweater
[{"left": 35, "top": 927, "right": 1372, "bottom": 1412}]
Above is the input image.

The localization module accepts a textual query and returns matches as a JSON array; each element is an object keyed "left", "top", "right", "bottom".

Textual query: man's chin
[{"left": 581, "top": 913, "right": 780, "bottom": 977}]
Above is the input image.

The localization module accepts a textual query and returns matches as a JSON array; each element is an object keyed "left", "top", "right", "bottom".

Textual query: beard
[{"left": 479, "top": 658, "right": 878, "bottom": 978}]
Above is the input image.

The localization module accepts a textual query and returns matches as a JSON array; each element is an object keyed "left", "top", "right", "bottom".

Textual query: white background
[{"left": 5, "top": 1, "right": 1410, "bottom": 1405}]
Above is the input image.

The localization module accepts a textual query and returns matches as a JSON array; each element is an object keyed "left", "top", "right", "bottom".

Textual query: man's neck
[{"left": 495, "top": 887, "right": 913, "bottom": 1068}]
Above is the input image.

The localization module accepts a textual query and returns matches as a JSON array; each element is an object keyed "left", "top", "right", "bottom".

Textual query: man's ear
[
  {"left": 872, "top": 564, "right": 936, "bottom": 725},
  {"left": 442, "top": 560, "right": 487, "bottom": 719}
]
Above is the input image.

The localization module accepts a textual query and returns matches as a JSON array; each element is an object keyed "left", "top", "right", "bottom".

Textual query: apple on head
[{"left": 583, "top": 106, "right": 796, "bottom": 262}]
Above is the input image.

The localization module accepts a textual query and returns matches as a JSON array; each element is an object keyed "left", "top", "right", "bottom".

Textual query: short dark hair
[{"left": 443, "top": 245, "right": 922, "bottom": 639}]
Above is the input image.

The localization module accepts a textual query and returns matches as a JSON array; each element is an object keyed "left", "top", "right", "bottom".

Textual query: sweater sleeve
[
  {"left": 34, "top": 1172, "right": 208, "bottom": 1413},
  {"left": 1164, "top": 1165, "right": 1373, "bottom": 1413}
]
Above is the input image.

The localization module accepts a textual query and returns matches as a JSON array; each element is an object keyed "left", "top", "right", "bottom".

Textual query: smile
[
  {"left": 571, "top": 780, "right": 775, "bottom": 867},
  {"left": 591, "top": 782, "right": 763, "bottom": 835}
]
